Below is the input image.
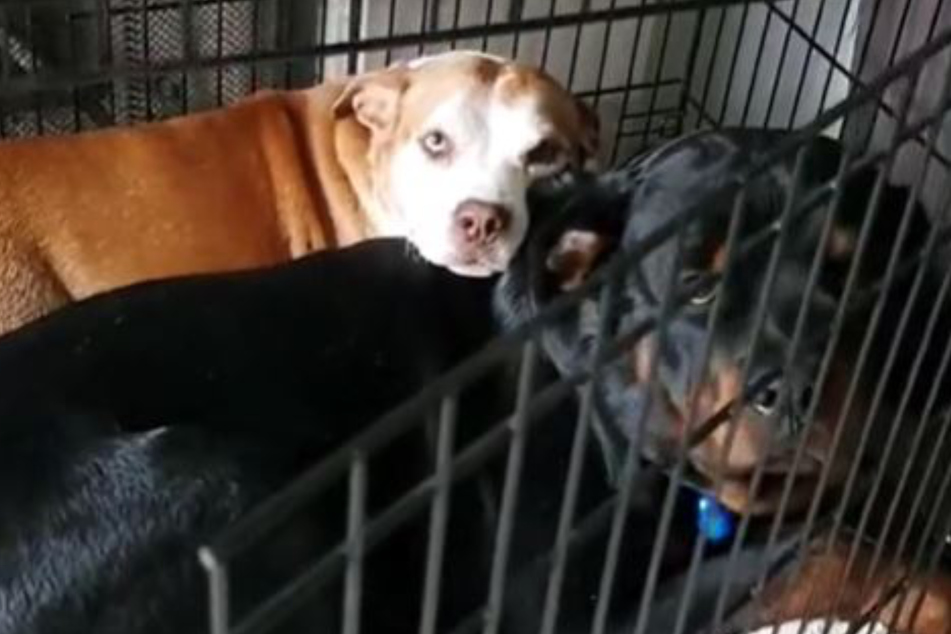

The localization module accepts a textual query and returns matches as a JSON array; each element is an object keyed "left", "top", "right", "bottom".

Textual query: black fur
[
  {"left": 0, "top": 238, "right": 495, "bottom": 441},
  {"left": 498, "top": 129, "right": 946, "bottom": 498},
  {"left": 0, "top": 425, "right": 337, "bottom": 634},
  {"left": 0, "top": 238, "right": 501, "bottom": 634},
  {"left": 497, "top": 128, "right": 951, "bottom": 615}
]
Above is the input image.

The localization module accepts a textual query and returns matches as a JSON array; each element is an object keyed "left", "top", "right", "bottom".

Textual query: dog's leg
[{"left": 0, "top": 235, "right": 71, "bottom": 334}]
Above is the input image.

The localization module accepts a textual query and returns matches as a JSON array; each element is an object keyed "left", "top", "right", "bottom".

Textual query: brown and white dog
[{"left": 0, "top": 50, "right": 598, "bottom": 334}]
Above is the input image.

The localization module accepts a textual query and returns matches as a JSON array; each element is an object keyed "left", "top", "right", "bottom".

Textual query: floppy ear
[
  {"left": 823, "top": 167, "right": 932, "bottom": 266},
  {"left": 332, "top": 64, "right": 409, "bottom": 137},
  {"left": 546, "top": 229, "right": 614, "bottom": 291},
  {"left": 575, "top": 99, "right": 601, "bottom": 171}
]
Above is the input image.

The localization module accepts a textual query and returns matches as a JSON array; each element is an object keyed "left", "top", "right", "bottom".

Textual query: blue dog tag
[{"left": 696, "top": 495, "right": 734, "bottom": 544}]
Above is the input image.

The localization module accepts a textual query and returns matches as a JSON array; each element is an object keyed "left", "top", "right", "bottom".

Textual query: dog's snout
[{"left": 454, "top": 201, "right": 511, "bottom": 247}]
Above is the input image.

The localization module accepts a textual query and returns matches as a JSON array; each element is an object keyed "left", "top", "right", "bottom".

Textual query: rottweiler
[
  {"left": 0, "top": 205, "right": 765, "bottom": 634},
  {"left": 0, "top": 391, "right": 728, "bottom": 634},
  {"left": 0, "top": 238, "right": 504, "bottom": 634},
  {"left": 1, "top": 424, "right": 339, "bottom": 634},
  {"left": 498, "top": 127, "right": 948, "bottom": 516},
  {"left": 498, "top": 127, "right": 951, "bottom": 631},
  {"left": 0, "top": 238, "right": 495, "bottom": 441}
]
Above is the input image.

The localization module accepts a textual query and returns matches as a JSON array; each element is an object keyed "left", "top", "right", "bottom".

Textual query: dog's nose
[{"left": 454, "top": 201, "right": 511, "bottom": 247}]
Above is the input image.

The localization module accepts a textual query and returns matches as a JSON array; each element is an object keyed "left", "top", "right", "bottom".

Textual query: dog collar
[{"left": 697, "top": 494, "right": 735, "bottom": 544}]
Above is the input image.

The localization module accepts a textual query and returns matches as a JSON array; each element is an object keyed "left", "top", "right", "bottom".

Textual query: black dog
[
  {"left": 497, "top": 127, "right": 951, "bottom": 630},
  {"left": 497, "top": 127, "right": 946, "bottom": 518},
  {"left": 0, "top": 196, "right": 764, "bottom": 634},
  {"left": 0, "top": 377, "right": 730, "bottom": 634},
  {"left": 0, "top": 238, "right": 505, "bottom": 634},
  {"left": 0, "top": 238, "right": 495, "bottom": 441},
  {"left": 0, "top": 424, "right": 342, "bottom": 634},
  {"left": 0, "top": 229, "right": 708, "bottom": 634}
]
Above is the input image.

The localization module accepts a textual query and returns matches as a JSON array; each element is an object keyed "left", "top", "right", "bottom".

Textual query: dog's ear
[
  {"left": 546, "top": 229, "right": 615, "bottom": 291},
  {"left": 575, "top": 99, "right": 601, "bottom": 172},
  {"left": 818, "top": 166, "right": 934, "bottom": 298},
  {"left": 333, "top": 64, "right": 409, "bottom": 136}
]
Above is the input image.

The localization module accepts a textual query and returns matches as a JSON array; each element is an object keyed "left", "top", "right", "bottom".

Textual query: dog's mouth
[
  {"left": 649, "top": 384, "right": 835, "bottom": 515},
  {"left": 447, "top": 243, "right": 517, "bottom": 277},
  {"left": 402, "top": 238, "right": 509, "bottom": 277}
]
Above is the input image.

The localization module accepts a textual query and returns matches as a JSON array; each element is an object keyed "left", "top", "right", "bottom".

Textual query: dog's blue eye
[{"left": 420, "top": 130, "right": 452, "bottom": 159}]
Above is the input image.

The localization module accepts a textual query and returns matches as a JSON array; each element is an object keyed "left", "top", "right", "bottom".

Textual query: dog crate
[{"left": 3, "top": 1, "right": 951, "bottom": 633}]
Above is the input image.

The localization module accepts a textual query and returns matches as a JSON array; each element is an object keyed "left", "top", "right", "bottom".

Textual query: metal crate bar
[{"left": 0, "top": 0, "right": 755, "bottom": 99}]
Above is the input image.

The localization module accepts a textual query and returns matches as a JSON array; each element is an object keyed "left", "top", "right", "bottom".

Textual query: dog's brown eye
[
  {"left": 681, "top": 270, "right": 717, "bottom": 306},
  {"left": 525, "top": 138, "right": 563, "bottom": 168},
  {"left": 420, "top": 130, "right": 452, "bottom": 159}
]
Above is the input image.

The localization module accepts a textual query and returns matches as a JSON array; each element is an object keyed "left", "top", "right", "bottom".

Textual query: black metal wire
[
  {"left": 480, "top": 341, "right": 537, "bottom": 634},
  {"left": 562, "top": 1, "right": 585, "bottom": 91},
  {"left": 25, "top": 6, "right": 41, "bottom": 134},
  {"left": 588, "top": 0, "right": 618, "bottom": 111},
  {"left": 704, "top": 146, "right": 814, "bottom": 630},
  {"left": 713, "top": 2, "right": 751, "bottom": 126},
  {"left": 538, "top": 0, "right": 557, "bottom": 70},
  {"left": 768, "top": 72, "right": 921, "bottom": 631},
  {"left": 817, "top": 74, "right": 923, "bottom": 586},
  {"left": 67, "top": 11, "right": 81, "bottom": 131},
  {"left": 762, "top": 0, "right": 807, "bottom": 126},
  {"left": 181, "top": 0, "right": 194, "bottom": 112},
  {"left": 418, "top": 396, "right": 458, "bottom": 634},
  {"left": 198, "top": 544, "right": 230, "bottom": 634},
  {"left": 480, "top": 0, "right": 494, "bottom": 54},
  {"left": 316, "top": 0, "right": 328, "bottom": 83},
  {"left": 507, "top": 0, "right": 522, "bottom": 60},
  {"left": 768, "top": 0, "right": 951, "bottom": 174},
  {"left": 608, "top": 0, "right": 650, "bottom": 163},
  {"left": 691, "top": 4, "right": 727, "bottom": 129},
  {"left": 788, "top": 0, "right": 850, "bottom": 129},
  {"left": 740, "top": 0, "right": 785, "bottom": 126},
  {"left": 0, "top": 1, "right": 828, "bottom": 102},
  {"left": 746, "top": 145, "right": 856, "bottom": 603},
  {"left": 346, "top": 0, "right": 361, "bottom": 75},
  {"left": 448, "top": 0, "right": 461, "bottom": 51},
  {"left": 598, "top": 202, "right": 692, "bottom": 634},
  {"left": 342, "top": 453, "right": 367, "bottom": 634},
  {"left": 675, "top": 5, "right": 707, "bottom": 135},
  {"left": 840, "top": 65, "right": 951, "bottom": 593},
  {"left": 638, "top": 8, "right": 674, "bottom": 148},
  {"left": 538, "top": 265, "right": 624, "bottom": 634},
  {"left": 383, "top": 0, "right": 397, "bottom": 66},
  {"left": 416, "top": 0, "right": 430, "bottom": 57},
  {"left": 4, "top": 3, "right": 951, "bottom": 633},
  {"left": 249, "top": 0, "right": 259, "bottom": 91},
  {"left": 666, "top": 144, "right": 848, "bottom": 634}
]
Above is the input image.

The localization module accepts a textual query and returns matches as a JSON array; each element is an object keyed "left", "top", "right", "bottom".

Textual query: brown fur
[
  {"left": 756, "top": 538, "right": 951, "bottom": 634},
  {"left": 0, "top": 86, "right": 353, "bottom": 334},
  {"left": 0, "top": 54, "right": 595, "bottom": 335}
]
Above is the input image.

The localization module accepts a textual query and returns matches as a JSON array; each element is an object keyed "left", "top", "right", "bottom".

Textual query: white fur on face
[{"left": 386, "top": 90, "right": 563, "bottom": 277}]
